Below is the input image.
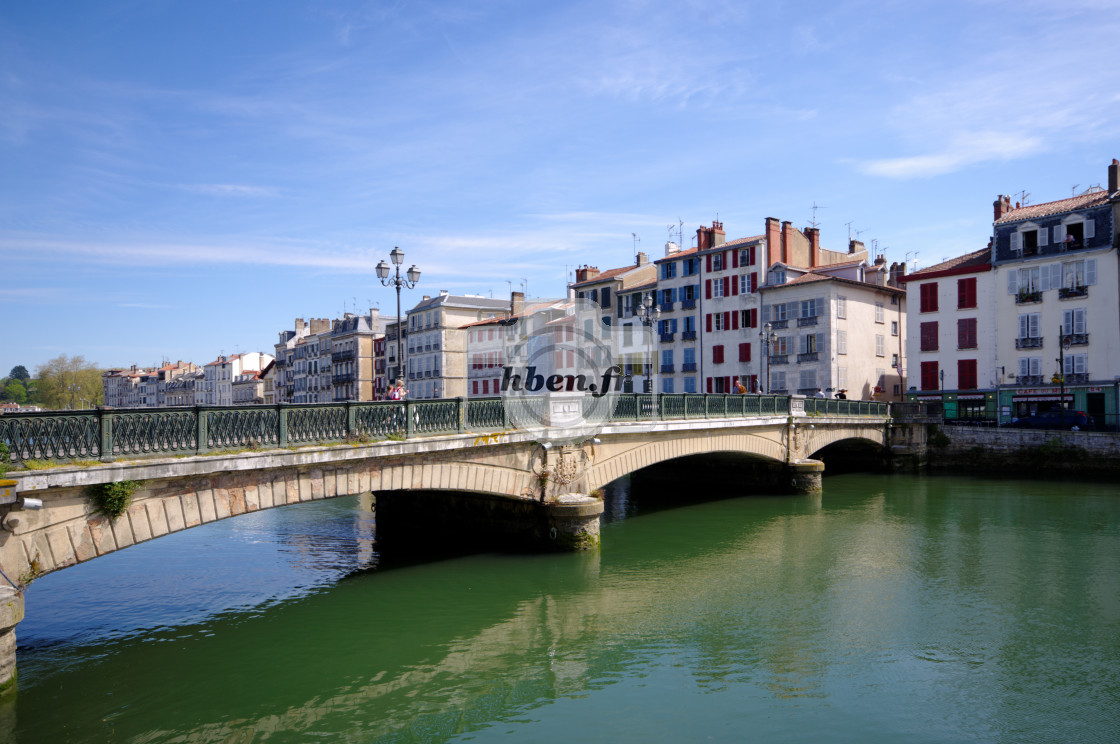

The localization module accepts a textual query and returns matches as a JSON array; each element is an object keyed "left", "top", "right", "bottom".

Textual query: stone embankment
[{"left": 925, "top": 425, "right": 1120, "bottom": 473}]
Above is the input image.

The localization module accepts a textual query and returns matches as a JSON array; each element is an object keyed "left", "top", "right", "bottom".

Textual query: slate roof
[{"left": 994, "top": 190, "right": 1111, "bottom": 224}]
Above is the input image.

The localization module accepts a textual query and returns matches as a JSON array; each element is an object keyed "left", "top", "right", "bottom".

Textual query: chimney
[
  {"left": 849, "top": 239, "right": 864, "bottom": 255},
  {"left": 993, "top": 194, "right": 1012, "bottom": 221},
  {"left": 439, "top": 289, "right": 449, "bottom": 296},
  {"left": 695, "top": 220, "right": 726, "bottom": 251},
  {"left": 1109, "top": 158, "right": 1119, "bottom": 194},
  {"left": 764, "top": 217, "right": 781, "bottom": 267},
  {"left": 511, "top": 290, "right": 525, "bottom": 316},
  {"left": 636, "top": 251, "right": 648, "bottom": 266},
  {"left": 664, "top": 241, "right": 680, "bottom": 256},
  {"left": 575, "top": 266, "right": 600, "bottom": 283},
  {"left": 806, "top": 227, "right": 820, "bottom": 268},
  {"left": 781, "top": 221, "right": 794, "bottom": 264},
  {"left": 422, "top": 294, "right": 431, "bottom": 301}
]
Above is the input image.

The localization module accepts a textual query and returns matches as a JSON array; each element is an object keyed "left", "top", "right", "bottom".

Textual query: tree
[
  {"left": 8, "top": 365, "right": 30, "bottom": 383},
  {"left": 2, "top": 380, "right": 27, "bottom": 404},
  {"left": 34, "top": 355, "right": 104, "bottom": 410}
]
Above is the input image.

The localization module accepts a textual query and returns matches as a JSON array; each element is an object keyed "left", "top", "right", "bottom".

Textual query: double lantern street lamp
[
  {"left": 375, "top": 247, "right": 421, "bottom": 386},
  {"left": 759, "top": 321, "right": 776, "bottom": 394},
  {"left": 635, "top": 293, "right": 661, "bottom": 394}
]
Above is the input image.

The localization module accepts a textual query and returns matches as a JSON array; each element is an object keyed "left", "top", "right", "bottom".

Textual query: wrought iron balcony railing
[{"left": 1015, "top": 336, "right": 1043, "bottom": 349}]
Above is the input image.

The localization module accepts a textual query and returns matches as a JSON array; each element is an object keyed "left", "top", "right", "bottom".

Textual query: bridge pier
[
  {"left": 373, "top": 491, "right": 603, "bottom": 552},
  {"left": 0, "top": 588, "right": 22, "bottom": 695},
  {"left": 785, "top": 460, "right": 824, "bottom": 494}
]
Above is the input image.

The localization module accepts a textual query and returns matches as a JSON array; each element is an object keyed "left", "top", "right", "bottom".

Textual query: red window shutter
[
  {"left": 731, "top": 276, "right": 739, "bottom": 296},
  {"left": 713, "top": 345, "right": 724, "bottom": 363},
  {"left": 706, "top": 377, "right": 713, "bottom": 393},
  {"left": 732, "top": 249, "right": 739, "bottom": 268},
  {"left": 723, "top": 311, "right": 730, "bottom": 330},
  {"left": 482, "top": 380, "right": 489, "bottom": 395},
  {"left": 750, "top": 246, "right": 756, "bottom": 265},
  {"left": 725, "top": 376, "right": 730, "bottom": 393},
  {"left": 722, "top": 277, "right": 729, "bottom": 296},
  {"left": 706, "top": 314, "right": 712, "bottom": 332},
  {"left": 472, "top": 381, "right": 478, "bottom": 395},
  {"left": 723, "top": 250, "right": 729, "bottom": 269},
  {"left": 751, "top": 272, "right": 758, "bottom": 292},
  {"left": 738, "top": 342, "right": 750, "bottom": 361},
  {"left": 706, "top": 254, "right": 712, "bottom": 272},
  {"left": 732, "top": 312, "right": 739, "bottom": 330},
  {"left": 705, "top": 279, "right": 712, "bottom": 299},
  {"left": 749, "top": 374, "right": 758, "bottom": 392}
]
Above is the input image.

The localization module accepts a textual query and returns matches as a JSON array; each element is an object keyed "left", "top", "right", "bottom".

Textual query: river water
[{"left": 5, "top": 473, "right": 1120, "bottom": 743}]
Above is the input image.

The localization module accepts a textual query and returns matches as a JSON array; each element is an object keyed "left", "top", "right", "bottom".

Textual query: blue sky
[{"left": 3, "top": 0, "right": 1118, "bottom": 375}]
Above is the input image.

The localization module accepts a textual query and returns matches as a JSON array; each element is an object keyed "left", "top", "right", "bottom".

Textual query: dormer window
[
  {"left": 1010, "top": 223, "right": 1047, "bottom": 255},
  {"left": 772, "top": 267, "right": 786, "bottom": 284},
  {"left": 1055, "top": 215, "right": 1095, "bottom": 250}
]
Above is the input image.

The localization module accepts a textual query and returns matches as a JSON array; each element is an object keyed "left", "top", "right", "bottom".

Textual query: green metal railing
[{"left": 0, "top": 394, "right": 889, "bottom": 466}]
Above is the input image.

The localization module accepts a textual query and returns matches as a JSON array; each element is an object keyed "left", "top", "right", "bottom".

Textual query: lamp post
[
  {"left": 1055, "top": 324, "right": 1071, "bottom": 426},
  {"left": 759, "top": 322, "right": 775, "bottom": 393},
  {"left": 636, "top": 292, "right": 661, "bottom": 394},
  {"left": 375, "top": 247, "right": 421, "bottom": 386}
]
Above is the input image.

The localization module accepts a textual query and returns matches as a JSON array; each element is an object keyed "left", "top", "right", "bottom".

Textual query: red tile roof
[
  {"left": 900, "top": 249, "right": 990, "bottom": 282},
  {"left": 570, "top": 264, "right": 639, "bottom": 287},
  {"left": 995, "top": 190, "right": 1110, "bottom": 224}
]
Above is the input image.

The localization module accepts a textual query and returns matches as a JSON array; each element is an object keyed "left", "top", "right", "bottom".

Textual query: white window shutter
[
  {"left": 1019, "top": 314, "right": 1028, "bottom": 338},
  {"left": 1055, "top": 224, "right": 1066, "bottom": 243},
  {"left": 762, "top": 305, "right": 770, "bottom": 322},
  {"left": 1076, "top": 309, "right": 1087, "bottom": 334},
  {"left": 1030, "top": 358, "right": 1041, "bottom": 376},
  {"left": 1019, "top": 358, "right": 1029, "bottom": 377},
  {"left": 1029, "top": 313, "right": 1039, "bottom": 338},
  {"left": 1008, "top": 270, "right": 1019, "bottom": 294},
  {"left": 1049, "top": 264, "right": 1062, "bottom": 290},
  {"left": 1063, "top": 310, "right": 1072, "bottom": 335},
  {"left": 1086, "top": 259, "right": 1097, "bottom": 286},
  {"left": 1010, "top": 232, "right": 1021, "bottom": 253},
  {"left": 1041, "top": 266, "right": 1051, "bottom": 292},
  {"left": 1076, "top": 355, "right": 1086, "bottom": 374},
  {"left": 1084, "top": 218, "right": 1095, "bottom": 239},
  {"left": 1038, "top": 226, "right": 1048, "bottom": 246}
]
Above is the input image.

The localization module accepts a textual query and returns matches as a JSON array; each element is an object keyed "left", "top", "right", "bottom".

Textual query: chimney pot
[{"left": 1109, "top": 157, "right": 1119, "bottom": 194}]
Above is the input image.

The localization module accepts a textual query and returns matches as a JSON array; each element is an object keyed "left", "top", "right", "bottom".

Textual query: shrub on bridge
[{"left": 88, "top": 480, "right": 142, "bottom": 519}]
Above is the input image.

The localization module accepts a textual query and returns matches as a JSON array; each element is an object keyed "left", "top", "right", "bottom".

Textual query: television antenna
[
  {"left": 632, "top": 232, "right": 640, "bottom": 252},
  {"left": 1014, "top": 190, "right": 1031, "bottom": 206},
  {"left": 809, "top": 202, "right": 826, "bottom": 229}
]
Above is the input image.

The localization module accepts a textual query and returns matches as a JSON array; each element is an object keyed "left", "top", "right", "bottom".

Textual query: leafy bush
[{"left": 88, "top": 480, "right": 142, "bottom": 519}]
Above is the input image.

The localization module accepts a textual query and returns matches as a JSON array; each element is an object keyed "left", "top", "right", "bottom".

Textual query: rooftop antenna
[
  {"left": 809, "top": 202, "right": 826, "bottom": 229},
  {"left": 679, "top": 218, "right": 684, "bottom": 248},
  {"left": 1014, "top": 190, "right": 1031, "bottom": 206},
  {"left": 845, "top": 221, "right": 854, "bottom": 241},
  {"left": 632, "top": 232, "right": 640, "bottom": 252},
  {"left": 905, "top": 250, "right": 919, "bottom": 271},
  {"left": 1071, "top": 184, "right": 1079, "bottom": 197},
  {"left": 521, "top": 278, "right": 528, "bottom": 297},
  {"left": 855, "top": 228, "right": 867, "bottom": 240}
]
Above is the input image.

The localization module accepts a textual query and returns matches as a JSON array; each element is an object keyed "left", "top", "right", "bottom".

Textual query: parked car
[{"left": 1008, "top": 410, "right": 1094, "bottom": 430}]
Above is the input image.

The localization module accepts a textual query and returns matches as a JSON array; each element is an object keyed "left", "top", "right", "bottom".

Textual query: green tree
[
  {"left": 34, "top": 355, "right": 104, "bottom": 410},
  {"left": 2, "top": 380, "right": 27, "bottom": 404},
  {"left": 8, "top": 365, "right": 30, "bottom": 383}
]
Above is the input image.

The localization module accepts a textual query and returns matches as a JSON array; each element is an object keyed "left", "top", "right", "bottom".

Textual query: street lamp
[
  {"left": 376, "top": 247, "right": 421, "bottom": 387},
  {"left": 635, "top": 292, "right": 661, "bottom": 394},
  {"left": 759, "top": 322, "right": 775, "bottom": 393},
  {"left": 1055, "top": 325, "right": 1072, "bottom": 426}
]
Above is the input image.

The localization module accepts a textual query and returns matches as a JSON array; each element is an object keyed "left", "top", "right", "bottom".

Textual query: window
[
  {"left": 1011, "top": 225, "right": 1047, "bottom": 255},
  {"left": 713, "top": 279, "right": 725, "bottom": 298},
  {"left": 837, "top": 330, "right": 847, "bottom": 355},
  {"left": 713, "top": 313, "right": 724, "bottom": 331},
  {"left": 836, "top": 296, "right": 847, "bottom": 319},
  {"left": 1062, "top": 259, "right": 1097, "bottom": 289},
  {"left": 711, "top": 253, "right": 724, "bottom": 271},
  {"left": 684, "top": 376, "right": 696, "bottom": 393},
  {"left": 661, "top": 377, "right": 675, "bottom": 393},
  {"left": 683, "top": 347, "right": 696, "bottom": 366},
  {"left": 799, "top": 369, "right": 817, "bottom": 390},
  {"left": 875, "top": 303, "right": 885, "bottom": 323},
  {"left": 661, "top": 262, "right": 677, "bottom": 280},
  {"left": 684, "top": 315, "right": 696, "bottom": 333},
  {"left": 919, "top": 283, "right": 938, "bottom": 312},
  {"left": 891, "top": 320, "right": 899, "bottom": 336},
  {"left": 920, "top": 322, "right": 939, "bottom": 351},
  {"left": 740, "top": 274, "right": 751, "bottom": 294},
  {"left": 773, "top": 337, "right": 789, "bottom": 355},
  {"left": 772, "top": 267, "right": 786, "bottom": 284},
  {"left": 958, "top": 360, "right": 977, "bottom": 390},
  {"left": 920, "top": 361, "right": 939, "bottom": 391},
  {"left": 801, "top": 298, "right": 819, "bottom": 318},
  {"left": 682, "top": 258, "right": 699, "bottom": 276},
  {"left": 773, "top": 303, "right": 788, "bottom": 321},
  {"left": 957, "top": 277, "right": 977, "bottom": 309},
  {"left": 957, "top": 318, "right": 977, "bottom": 349},
  {"left": 740, "top": 246, "right": 756, "bottom": 266},
  {"left": 661, "top": 349, "right": 673, "bottom": 367},
  {"left": 1063, "top": 354, "right": 1088, "bottom": 375},
  {"left": 739, "top": 342, "right": 751, "bottom": 362},
  {"left": 800, "top": 334, "right": 819, "bottom": 353},
  {"left": 891, "top": 353, "right": 899, "bottom": 368},
  {"left": 875, "top": 334, "right": 885, "bottom": 357},
  {"left": 837, "top": 367, "right": 847, "bottom": 389},
  {"left": 741, "top": 309, "right": 757, "bottom": 328},
  {"left": 1018, "top": 357, "right": 1041, "bottom": 378},
  {"left": 1018, "top": 267, "right": 1041, "bottom": 293},
  {"left": 771, "top": 370, "right": 787, "bottom": 392},
  {"left": 713, "top": 345, "right": 724, "bottom": 364},
  {"left": 601, "top": 287, "right": 611, "bottom": 308},
  {"left": 1018, "top": 313, "right": 1040, "bottom": 339},
  {"left": 1063, "top": 308, "right": 1086, "bottom": 335}
]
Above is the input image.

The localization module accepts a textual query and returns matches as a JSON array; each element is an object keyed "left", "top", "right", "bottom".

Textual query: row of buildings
[
  {"left": 901, "top": 158, "right": 1119, "bottom": 426},
  {"left": 102, "top": 157, "right": 1119, "bottom": 430}
]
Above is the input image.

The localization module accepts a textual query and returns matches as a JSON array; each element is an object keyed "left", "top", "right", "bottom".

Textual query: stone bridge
[{"left": 0, "top": 394, "right": 905, "bottom": 692}]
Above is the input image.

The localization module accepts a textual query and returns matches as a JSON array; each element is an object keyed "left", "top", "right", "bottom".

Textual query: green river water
[{"left": 5, "top": 472, "right": 1119, "bottom": 743}]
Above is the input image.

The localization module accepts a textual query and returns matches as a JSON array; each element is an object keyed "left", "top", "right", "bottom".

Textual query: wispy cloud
[
  {"left": 859, "top": 131, "right": 1045, "bottom": 179},
  {"left": 179, "top": 184, "right": 278, "bottom": 197}
]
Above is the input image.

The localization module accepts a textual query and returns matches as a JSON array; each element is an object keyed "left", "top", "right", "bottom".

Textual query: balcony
[
  {"left": 682, "top": 362, "right": 698, "bottom": 373},
  {"left": 769, "top": 319, "right": 789, "bottom": 329},
  {"left": 1018, "top": 375, "right": 1043, "bottom": 385},
  {"left": 1015, "top": 336, "right": 1043, "bottom": 349},
  {"left": 1066, "top": 332, "right": 1089, "bottom": 346},
  {"left": 681, "top": 330, "right": 697, "bottom": 341},
  {"left": 680, "top": 299, "right": 697, "bottom": 310},
  {"left": 797, "top": 316, "right": 819, "bottom": 328},
  {"left": 1059, "top": 286, "right": 1088, "bottom": 300},
  {"left": 332, "top": 373, "right": 355, "bottom": 385},
  {"left": 1015, "top": 290, "right": 1042, "bottom": 304},
  {"left": 1064, "top": 372, "right": 1089, "bottom": 384},
  {"left": 796, "top": 352, "right": 819, "bottom": 363},
  {"left": 660, "top": 302, "right": 675, "bottom": 313},
  {"left": 660, "top": 364, "right": 675, "bottom": 374},
  {"left": 331, "top": 349, "right": 356, "bottom": 362},
  {"left": 660, "top": 332, "right": 675, "bottom": 343},
  {"left": 769, "top": 355, "right": 789, "bottom": 366}
]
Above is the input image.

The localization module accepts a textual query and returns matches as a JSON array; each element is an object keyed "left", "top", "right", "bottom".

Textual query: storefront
[
  {"left": 998, "top": 384, "right": 1117, "bottom": 429},
  {"left": 905, "top": 389, "right": 998, "bottom": 423}
]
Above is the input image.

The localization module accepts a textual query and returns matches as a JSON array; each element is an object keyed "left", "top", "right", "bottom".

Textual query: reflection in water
[{"left": 8, "top": 475, "right": 1120, "bottom": 743}]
